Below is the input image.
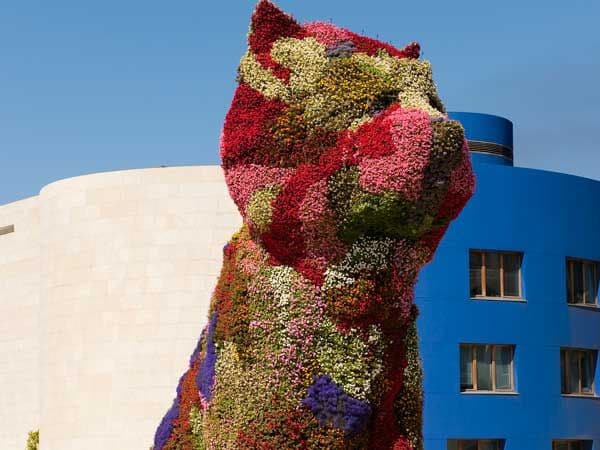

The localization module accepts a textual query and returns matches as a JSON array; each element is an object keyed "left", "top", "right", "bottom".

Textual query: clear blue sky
[{"left": 1, "top": 0, "right": 598, "bottom": 205}]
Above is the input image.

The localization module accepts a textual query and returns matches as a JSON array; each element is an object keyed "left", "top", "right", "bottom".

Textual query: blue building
[{"left": 416, "top": 113, "right": 600, "bottom": 450}]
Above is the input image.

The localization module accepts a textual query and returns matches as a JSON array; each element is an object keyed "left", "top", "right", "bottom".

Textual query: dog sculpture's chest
[{"left": 188, "top": 228, "right": 427, "bottom": 449}]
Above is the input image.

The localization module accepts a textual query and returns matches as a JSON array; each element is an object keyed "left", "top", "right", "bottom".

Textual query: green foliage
[
  {"left": 341, "top": 190, "right": 433, "bottom": 242},
  {"left": 327, "top": 166, "right": 360, "bottom": 215},
  {"left": 328, "top": 166, "right": 434, "bottom": 243},
  {"left": 246, "top": 186, "right": 281, "bottom": 233},
  {"left": 25, "top": 430, "right": 39, "bottom": 450},
  {"left": 396, "top": 324, "right": 424, "bottom": 450},
  {"left": 303, "top": 57, "right": 400, "bottom": 131},
  {"left": 189, "top": 407, "right": 206, "bottom": 450}
]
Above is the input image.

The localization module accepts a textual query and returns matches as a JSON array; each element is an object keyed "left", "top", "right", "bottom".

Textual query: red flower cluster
[
  {"left": 304, "top": 21, "right": 421, "bottom": 59},
  {"left": 235, "top": 403, "right": 356, "bottom": 450},
  {"left": 221, "top": 84, "right": 287, "bottom": 168},
  {"left": 249, "top": 0, "right": 304, "bottom": 81},
  {"left": 348, "top": 33, "right": 420, "bottom": 59},
  {"left": 161, "top": 359, "right": 202, "bottom": 450}
]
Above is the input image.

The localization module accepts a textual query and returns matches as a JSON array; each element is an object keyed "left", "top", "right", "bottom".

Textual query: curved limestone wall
[
  {"left": 0, "top": 197, "right": 41, "bottom": 450},
  {"left": 0, "top": 166, "right": 241, "bottom": 450}
]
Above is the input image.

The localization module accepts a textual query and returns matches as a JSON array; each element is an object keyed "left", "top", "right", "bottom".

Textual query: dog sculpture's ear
[{"left": 249, "top": 0, "right": 303, "bottom": 54}]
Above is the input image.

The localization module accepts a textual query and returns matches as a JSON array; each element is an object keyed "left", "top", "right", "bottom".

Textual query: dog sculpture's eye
[
  {"left": 370, "top": 90, "right": 399, "bottom": 115},
  {"left": 428, "top": 93, "right": 444, "bottom": 112},
  {"left": 326, "top": 40, "right": 355, "bottom": 59}
]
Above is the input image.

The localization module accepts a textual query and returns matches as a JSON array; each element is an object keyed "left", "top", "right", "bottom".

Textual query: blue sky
[{"left": 1, "top": 0, "right": 598, "bottom": 204}]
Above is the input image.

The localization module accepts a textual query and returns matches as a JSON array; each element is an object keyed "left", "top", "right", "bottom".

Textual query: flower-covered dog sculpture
[{"left": 154, "top": 1, "right": 474, "bottom": 449}]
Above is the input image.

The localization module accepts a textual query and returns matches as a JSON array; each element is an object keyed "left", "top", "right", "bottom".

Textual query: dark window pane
[
  {"left": 581, "top": 352, "right": 594, "bottom": 393},
  {"left": 571, "top": 442, "right": 583, "bottom": 450},
  {"left": 461, "top": 441, "right": 478, "bottom": 450},
  {"left": 584, "top": 263, "right": 597, "bottom": 304},
  {"left": 503, "top": 253, "right": 521, "bottom": 297},
  {"left": 568, "top": 351, "right": 581, "bottom": 394},
  {"left": 572, "top": 261, "right": 584, "bottom": 303},
  {"left": 447, "top": 441, "right": 459, "bottom": 450},
  {"left": 479, "top": 441, "right": 500, "bottom": 450},
  {"left": 460, "top": 346, "right": 473, "bottom": 391},
  {"left": 561, "top": 350, "right": 567, "bottom": 393},
  {"left": 495, "top": 346, "right": 513, "bottom": 390},
  {"left": 470, "top": 252, "right": 483, "bottom": 297},
  {"left": 554, "top": 442, "right": 569, "bottom": 450},
  {"left": 485, "top": 253, "right": 501, "bottom": 297},
  {"left": 476, "top": 345, "right": 493, "bottom": 390}
]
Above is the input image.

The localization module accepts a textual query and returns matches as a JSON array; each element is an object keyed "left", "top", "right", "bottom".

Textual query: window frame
[
  {"left": 561, "top": 348, "right": 596, "bottom": 396},
  {"left": 553, "top": 440, "right": 587, "bottom": 450},
  {"left": 0, "top": 224, "right": 14, "bottom": 236},
  {"left": 566, "top": 257, "right": 599, "bottom": 307},
  {"left": 460, "top": 344, "right": 515, "bottom": 393},
  {"left": 449, "top": 439, "right": 503, "bottom": 450},
  {"left": 470, "top": 250, "right": 523, "bottom": 300}
]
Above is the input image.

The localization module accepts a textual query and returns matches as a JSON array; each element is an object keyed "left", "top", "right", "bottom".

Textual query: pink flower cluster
[
  {"left": 225, "top": 164, "right": 293, "bottom": 211},
  {"left": 359, "top": 109, "right": 433, "bottom": 200},
  {"left": 304, "top": 21, "right": 352, "bottom": 47}
]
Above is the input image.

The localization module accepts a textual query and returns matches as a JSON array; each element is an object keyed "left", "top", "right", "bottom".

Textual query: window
[
  {"left": 553, "top": 440, "right": 591, "bottom": 450},
  {"left": 470, "top": 250, "right": 522, "bottom": 299},
  {"left": 561, "top": 349, "right": 596, "bottom": 396},
  {"left": 0, "top": 224, "right": 14, "bottom": 236},
  {"left": 448, "top": 440, "right": 504, "bottom": 450},
  {"left": 567, "top": 258, "right": 599, "bottom": 306},
  {"left": 460, "top": 344, "right": 514, "bottom": 392}
]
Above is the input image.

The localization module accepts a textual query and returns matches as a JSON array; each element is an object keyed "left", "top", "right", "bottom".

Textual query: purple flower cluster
[
  {"left": 326, "top": 39, "right": 355, "bottom": 58},
  {"left": 153, "top": 397, "right": 179, "bottom": 450},
  {"left": 189, "top": 326, "right": 206, "bottom": 367},
  {"left": 196, "top": 312, "right": 218, "bottom": 402},
  {"left": 302, "top": 374, "right": 372, "bottom": 437},
  {"left": 154, "top": 372, "right": 188, "bottom": 450}
]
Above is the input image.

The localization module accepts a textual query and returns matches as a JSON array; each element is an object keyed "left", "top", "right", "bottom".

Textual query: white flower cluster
[
  {"left": 210, "top": 341, "right": 276, "bottom": 449},
  {"left": 315, "top": 320, "right": 385, "bottom": 401},
  {"left": 239, "top": 50, "right": 289, "bottom": 101},
  {"left": 189, "top": 406, "right": 203, "bottom": 436},
  {"left": 269, "top": 265, "right": 296, "bottom": 308},
  {"left": 339, "top": 237, "right": 397, "bottom": 274},
  {"left": 322, "top": 267, "right": 355, "bottom": 291},
  {"left": 239, "top": 37, "right": 331, "bottom": 104},
  {"left": 271, "top": 37, "right": 328, "bottom": 99},
  {"left": 323, "top": 237, "right": 397, "bottom": 291}
]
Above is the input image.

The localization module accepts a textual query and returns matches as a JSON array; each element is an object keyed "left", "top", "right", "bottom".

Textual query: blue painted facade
[
  {"left": 416, "top": 112, "right": 600, "bottom": 449},
  {"left": 449, "top": 112, "right": 513, "bottom": 151}
]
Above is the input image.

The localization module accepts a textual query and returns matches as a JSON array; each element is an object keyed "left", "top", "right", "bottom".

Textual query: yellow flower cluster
[
  {"left": 303, "top": 57, "right": 398, "bottom": 131},
  {"left": 26, "top": 430, "right": 39, "bottom": 450},
  {"left": 205, "top": 341, "right": 281, "bottom": 450},
  {"left": 246, "top": 185, "right": 281, "bottom": 233},
  {"left": 238, "top": 51, "right": 289, "bottom": 101},
  {"left": 189, "top": 407, "right": 205, "bottom": 450},
  {"left": 271, "top": 37, "right": 329, "bottom": 99},
  {"left": 239, "top": 35, "right": 446, "bottom": 136},
  {"left": 354, "top": 52, "right": 445, "bottom": 117}
]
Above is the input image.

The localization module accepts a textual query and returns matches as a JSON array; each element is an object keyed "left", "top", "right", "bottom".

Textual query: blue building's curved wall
[
  {"left": 449, "top": 112, "right": 514, "bottom": 151},
  {"left": 449, "top": 112, "right": 514, "bottom": 167},
  {"left": 416, "top": 114, "right": 600, "bottom": 449}
]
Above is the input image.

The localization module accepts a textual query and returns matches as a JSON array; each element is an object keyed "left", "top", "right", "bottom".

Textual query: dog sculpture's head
[{"left": 221, "top": 0, "right": 475, "bottom": 285}]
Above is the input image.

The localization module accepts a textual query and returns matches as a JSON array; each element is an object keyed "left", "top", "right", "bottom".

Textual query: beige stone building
[{"left": 0, "top": 166, "right": 241, "bottom": 450}]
